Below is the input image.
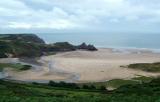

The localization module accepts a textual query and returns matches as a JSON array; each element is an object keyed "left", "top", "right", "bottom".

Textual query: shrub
[
  {"left": 20, "top": 65, "right": 32, "bottom": 70},
  {"left": 82, "top": 85, "right": 90, "bottom": 89},
  {"left": 100, "top": 86, "right": 106, "bottom": 90}
]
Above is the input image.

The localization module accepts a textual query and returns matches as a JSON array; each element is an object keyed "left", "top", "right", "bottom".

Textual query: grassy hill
[
  {"left": 0, "top": 34, "right": 45, "bottom": 44},
  {"left": 0, "top": 34, "right": 46, "bottom": 58}
]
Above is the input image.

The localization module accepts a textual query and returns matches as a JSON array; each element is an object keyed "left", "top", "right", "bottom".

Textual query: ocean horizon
[{"left": 37, "top": 33, "right": 160, "bottom": 50}]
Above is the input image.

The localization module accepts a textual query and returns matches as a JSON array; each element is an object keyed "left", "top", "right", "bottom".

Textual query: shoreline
[{"left": 97, "top": 47, "right": 160, "bottom": 53}]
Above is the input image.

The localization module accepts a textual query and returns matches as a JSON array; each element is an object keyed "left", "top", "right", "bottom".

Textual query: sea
[{"left": 37, "top": 32, "right": 160, "bottom": 51}]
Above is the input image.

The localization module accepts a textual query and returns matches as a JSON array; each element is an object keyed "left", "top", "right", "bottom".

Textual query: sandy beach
[{"left": 1, "top": 48, "right": 160, "bottom": 83}]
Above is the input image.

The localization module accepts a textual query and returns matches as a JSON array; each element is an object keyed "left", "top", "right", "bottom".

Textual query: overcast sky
[{"left": 0, "top": 0, "right": 160, "bottom": 33}]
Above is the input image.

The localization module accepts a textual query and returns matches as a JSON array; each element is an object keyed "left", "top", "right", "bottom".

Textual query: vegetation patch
[
  {"left": 127, "top": 62, "right": 160, "bottom": 72},
  {"left": 48, "top": 81, "right": 106, "bottom": 91},
  {"left": 132, "top": 75, "right": 154, "bottom": 83},
  {"left": 106, "top": 79, "right": 140, "bottom": 89},
  {"left": 79, "top": 79, "right": 140, "bottom": 90},
  {"left": 0, "top": 63, "right": 32, "bottom": 72},
  {"left": 1, "top": 77, "right": 160, "bottom": 102}
]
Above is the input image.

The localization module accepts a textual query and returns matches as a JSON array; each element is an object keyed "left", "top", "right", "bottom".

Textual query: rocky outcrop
[
  {"left": 87, "top": 44, "right": 98, "bottom": 51},
  {"left": 77, "top": 43, "right": 97, "bottom": 51}
]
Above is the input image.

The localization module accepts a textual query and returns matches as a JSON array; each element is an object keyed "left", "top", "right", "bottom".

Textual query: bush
[
  {"left": 90, "top": 85, "right": 96, "bottom": 89},
  {"left": 100, "top": 86, "right": 106, "bottom": 90},
  {"left": 20, "top": 65, "right": 32, "bottom": 70},
  {"left": 48, "top": 81, "right": 80, "bottom": 89},
  {"left": 82, "top": 85, "right": 90, "bottom": 89}
]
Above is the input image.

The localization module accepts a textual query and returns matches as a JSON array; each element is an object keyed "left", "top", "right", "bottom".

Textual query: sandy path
[{"left": 1, "top": 48, "right": 160, "bottom": 83}]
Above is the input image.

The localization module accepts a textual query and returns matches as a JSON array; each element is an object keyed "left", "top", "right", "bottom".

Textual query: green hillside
[
  {"left": 0, "top": 78, "right": 160, "bottom": 102},
  {"left": 0, "top": 34, "right": 45, "bottom": 44}
]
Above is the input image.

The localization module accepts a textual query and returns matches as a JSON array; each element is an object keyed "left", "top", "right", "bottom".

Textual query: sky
[{"left": 0, "top": 0, "right": 160, "bottom": 33}]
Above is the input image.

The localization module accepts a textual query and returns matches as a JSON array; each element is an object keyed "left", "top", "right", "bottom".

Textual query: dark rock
[
  {"left": 78, "top": 42, "right": 88, "bottom": 49},
  {"left": 78, "top": 43, "right": 97, "bottom": 51},
  {"left": 87, "top": 44, "right": 97, "bottom": 51}
]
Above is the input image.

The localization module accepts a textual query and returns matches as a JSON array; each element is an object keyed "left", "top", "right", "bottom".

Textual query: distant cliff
[{"left": 0, "top": 34, "right": 97, "bottom": 58}]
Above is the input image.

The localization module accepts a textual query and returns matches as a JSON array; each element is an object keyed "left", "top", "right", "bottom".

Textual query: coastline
[
  {"left": 97, "top": 46, "right": 160, "bottom": 54},
  {"left": 1, "top": 47, "right": 160, "bottom": 83}
]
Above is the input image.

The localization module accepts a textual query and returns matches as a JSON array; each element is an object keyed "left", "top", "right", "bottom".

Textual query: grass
[
  {"left": 127, "top": 62, "right": 160, "bottom": 72},
  {"left": 0, "top": 80, "right": 106, "bottom": 102},
  {"left": 79, "top": 79, "right": 136, "bottom": 90},
  {"left": 106, "top": 79, "right": 139, "bottom": 89},
  {"left": 132, "top": 75, "right": 154, "bottom": 83},
  {"left": 0, "top": 63, "right": 32, "bottom": 72},
  {"left": 79, "top": 76, "right": 154, "bottom": 90},
  {"left": 1, "top": 78, "right": 160, "bottom": 102}
]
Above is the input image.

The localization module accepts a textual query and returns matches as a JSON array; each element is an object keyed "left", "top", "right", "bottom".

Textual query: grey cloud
[{"left": 0, "top": 0, "right": 160, "bottom": 33}]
